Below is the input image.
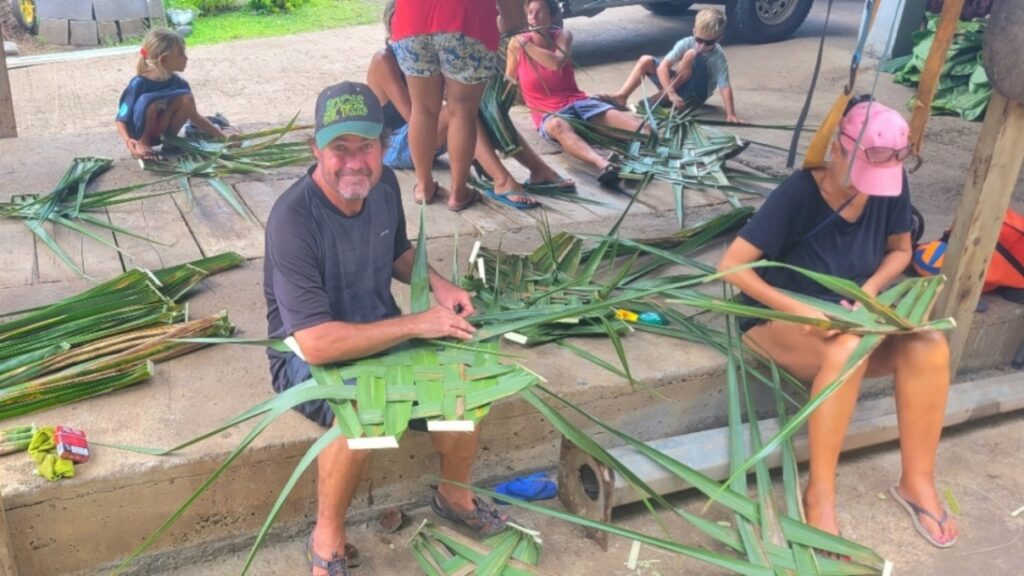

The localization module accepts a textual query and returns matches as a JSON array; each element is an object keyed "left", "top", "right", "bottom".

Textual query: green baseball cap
[{"left": 314, "top": 81, "right": 384, "bottom": 149}]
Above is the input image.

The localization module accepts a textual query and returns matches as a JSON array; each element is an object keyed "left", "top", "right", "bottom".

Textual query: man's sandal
[
  {"left": 306, "top": 535, "right": 361, "bottom": 576},
  {"left": 430, "top": 486, "right": 510, "bottom": 538}
]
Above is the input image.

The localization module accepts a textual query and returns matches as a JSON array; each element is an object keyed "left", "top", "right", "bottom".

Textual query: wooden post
[
  {"left": 933, "top": 92, "right": 1024, "bottom": 374},
  {"left": 908, "top": 0, "right": 966, "bottom": 154},
  {"left": 0, "top": 26, "right": 16, "bottom": 139},
  {"left": 0, "top": 491, "right": 18, "bottom": 576}
]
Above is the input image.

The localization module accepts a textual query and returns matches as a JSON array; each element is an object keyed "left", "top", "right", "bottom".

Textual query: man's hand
[
  {"left": 669, "top": 94, "right": 686, "bottom": 109},
  {"left": 411, "top": 306, "right": 476, "bottom": 340},
  {"left": 432, "top": 280, "right": 475, "bottom": 318},
  {"left": 841, "top": 282, "right": 879, "bottom": 312},
  {"left": 791, "top": 303, "right": 839, "bottom": 339}
]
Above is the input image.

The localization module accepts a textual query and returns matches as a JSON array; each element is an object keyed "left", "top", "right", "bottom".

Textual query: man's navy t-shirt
[
  {"left": 263, "top": 166, "right": 411, "bottom": 386},
  {"left": 738, "top": 169, "right": 912, "bottom": 304}
]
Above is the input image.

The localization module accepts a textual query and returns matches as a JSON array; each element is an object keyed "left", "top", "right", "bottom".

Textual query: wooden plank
[
  {"left": 172, "top": 180, "right": 265, "bottom": 259},
  {"left": 0, "top": 491, "right": 18, "bottom": 576},
  {"left": 35, "top": 211, "right": 125, "bottom": 284},
  {"left": 908, "top": 0, "right": 967, "bottom": 154},
  {"left": 106, "top": 194, "right": 203, "bottom": 271},
  {"left": 233, "top": 179, "right": 293, "bottom": 226},
  {"left": 933, "top": 93, "right": 1024, "bottom": 374},
  {"left": 0, "top": 218, "right": 35, "bottom": 289},
  {"left": 0, "top": 27, "right": 15, "bottom": 139}
]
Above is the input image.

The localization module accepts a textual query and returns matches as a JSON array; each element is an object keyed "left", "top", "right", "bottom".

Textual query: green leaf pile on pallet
[
  {"left": 0, "top": 157, "right": 179, "bottom": 279},
  {"left": 0, "top": 253, "right": 244, "bottom": 422},
  {"left": 885, "top": 14, "right": 991, "bottom": 121},
  {"left": 141, "top": 119, "right": 313, "bottom": 218}
]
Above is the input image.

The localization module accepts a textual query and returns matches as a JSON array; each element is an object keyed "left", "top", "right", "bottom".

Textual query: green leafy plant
[{"left": 247, "top": 0, "right": 308, "bottom": 13}]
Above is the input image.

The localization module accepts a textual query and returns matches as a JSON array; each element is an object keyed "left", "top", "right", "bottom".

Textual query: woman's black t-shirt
[{"left": 737, "top": 169, "right": 912, "bottom": 304}]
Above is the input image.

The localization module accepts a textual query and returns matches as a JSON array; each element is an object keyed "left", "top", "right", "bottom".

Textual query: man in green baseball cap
[{"left": 264, "top": 82, "right": 508, "bottom": 576}]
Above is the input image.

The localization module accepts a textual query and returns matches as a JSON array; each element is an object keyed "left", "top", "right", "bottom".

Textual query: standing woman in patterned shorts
[{"left": 390, "top": 0, "right": 511, "bottom": 211}]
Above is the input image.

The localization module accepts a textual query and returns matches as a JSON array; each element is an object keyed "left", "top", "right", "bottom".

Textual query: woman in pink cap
[{"left": 718, "top": 99, "right": 959, "bottom": 550}]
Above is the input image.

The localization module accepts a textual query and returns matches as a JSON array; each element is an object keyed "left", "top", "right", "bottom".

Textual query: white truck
[{"left": 559, "top": 0, "right": 815, "bottom": 44}]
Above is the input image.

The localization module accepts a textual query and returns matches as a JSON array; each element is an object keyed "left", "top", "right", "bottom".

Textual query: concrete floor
[{"left": 154, "top": 412, "right": 1024, "bottom": 576}]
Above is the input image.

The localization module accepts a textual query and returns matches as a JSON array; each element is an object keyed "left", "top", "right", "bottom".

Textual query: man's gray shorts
[{"left": 272, "top": 353, "right": 427, "bottom": 431}]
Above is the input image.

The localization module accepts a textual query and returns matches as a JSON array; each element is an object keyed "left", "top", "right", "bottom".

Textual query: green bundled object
[
  {"left": 0, "top": 253, "right": 243, "bottom": 422},
  {"left": 0, "top": 424, "right": 35, "bottom": 456},
  {"left": 885, "top": 14, "right": 991, "bottom": 121},
  {"left": 411, "top": 522, "right": 549, "bottom": 576},
  {"left": 478, "top": 73, "right": 523, "bottom": 158}
]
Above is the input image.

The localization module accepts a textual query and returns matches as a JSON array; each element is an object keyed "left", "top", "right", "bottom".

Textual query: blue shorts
[
  {"left": 272, "top": 352, "right": 427, "bottom": 431},
  {"left": 645, "top": 55, "right": 710, "bottom": 108},
  {"left": 539, "top": 97, "right": 615, "bottom": 140}
]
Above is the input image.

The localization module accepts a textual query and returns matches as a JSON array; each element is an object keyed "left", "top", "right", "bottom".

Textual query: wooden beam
[
  {"left": 0, "top": 491, "right": 18, "bottom": 576},
  {"left": 908, "top": 0, "right": 966, "bottom": 154},
  {"left": 933, "top": 92, "right": 1024, "bottom": 374},
  {"left": 0, "top": 26, "right": 15, "bottom": 139}
]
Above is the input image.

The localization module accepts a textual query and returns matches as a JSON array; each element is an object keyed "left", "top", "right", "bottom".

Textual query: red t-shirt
[
  {"left": 390, "top": 0, "right": 500, "bottom": 52},
  {"left": 515, "top": 31, "right": 588, "bottom": 128}
]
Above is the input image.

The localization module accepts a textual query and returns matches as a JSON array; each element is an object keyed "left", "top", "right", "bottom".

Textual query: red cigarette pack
[{"left": 55, "top": 426, "right": 90, "bottom": 463}]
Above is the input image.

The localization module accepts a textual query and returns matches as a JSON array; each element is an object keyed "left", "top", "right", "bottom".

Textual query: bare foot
[
  {"left": 595, "top": 93, "right": 627, "bottom": 108},
  {"left": 527, "top": 167, "right": 575, "bottom": 189},
  {"left": 803, "top": 487, "right": 841, "bottom": 537},
  {"left": 896, "top": 478, "right": 959, "bottom": 545}
]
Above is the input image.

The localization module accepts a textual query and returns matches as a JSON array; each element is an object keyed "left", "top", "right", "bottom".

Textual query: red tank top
[
  {"left": 390, "top": 0, "right": 500, "bottom": 52},
  {"left": 515, "top": 31, "right": 588, "bottom": 128}
]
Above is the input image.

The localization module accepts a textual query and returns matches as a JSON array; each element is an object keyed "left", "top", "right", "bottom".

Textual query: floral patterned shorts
[{"left": 390, "top": 32, "right": 496, "bottom": 85}]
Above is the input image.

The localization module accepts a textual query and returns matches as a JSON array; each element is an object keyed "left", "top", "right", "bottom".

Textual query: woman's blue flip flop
[{"left": 483, "top": 189, "right": 540, "bottom": 210}]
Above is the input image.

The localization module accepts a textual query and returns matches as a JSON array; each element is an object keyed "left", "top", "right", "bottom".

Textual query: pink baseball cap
[{"left": 838, "top": 101, "right": 910, "bottom": 197}]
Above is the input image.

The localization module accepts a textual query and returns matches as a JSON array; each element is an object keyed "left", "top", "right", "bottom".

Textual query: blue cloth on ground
[
  {"left": 383, "top": 124, "right": 448, "bottom": 170},
  {"left": 494, "top": 472, "right": 557, "bottom": 504},
  {"left": 116, "top": 74, "right": 192, "bottom": 139}
]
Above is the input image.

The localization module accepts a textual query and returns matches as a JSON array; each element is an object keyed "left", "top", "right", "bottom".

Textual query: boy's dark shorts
[
  {"left": 272, "top": 352, "right": 428, "bottom": 432},
  {"left": 645, "top": 54, "right": 710, "bottom": 108}
]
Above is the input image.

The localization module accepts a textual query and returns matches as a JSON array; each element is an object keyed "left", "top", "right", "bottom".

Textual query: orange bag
[{"left": 984, "top": 208, "right": 1024, "bottom": 292}]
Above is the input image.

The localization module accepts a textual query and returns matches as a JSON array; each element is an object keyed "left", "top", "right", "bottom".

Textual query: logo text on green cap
[{"left": 323, "top": 94, "right": 369, "bottom": 124}]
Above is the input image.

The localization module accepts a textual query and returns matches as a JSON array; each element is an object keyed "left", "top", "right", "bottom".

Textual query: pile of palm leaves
[
  {"left": 884, "top": 14, "right": 991, "bottom": 121},
  {"left": 411, "top": 521, "right": 551, "bottom": 576},
  {"left": 0, "top": 253, "right": 243, "bottom": 422},
  {"left": 141, "top": 120, "right": 313, "bottom": 218},
  {"left": 555, "top": 104, "right": 780, "bottom": 225},
  {"left": 0, "top": 157, "right": 177, "bottom": 278}
]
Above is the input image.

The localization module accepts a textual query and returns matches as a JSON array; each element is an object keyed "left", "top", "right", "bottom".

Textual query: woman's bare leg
[
  {"left": 443, "top": 77, "right": 488, "bottom": 208},
  {"left": 406, "top": 74, "right": 445, "bottom": 203}
]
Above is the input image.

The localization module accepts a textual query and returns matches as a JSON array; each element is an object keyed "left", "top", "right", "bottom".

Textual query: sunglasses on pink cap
[{"left": 839, "top": 131, "right": 923, "bottom": 173}]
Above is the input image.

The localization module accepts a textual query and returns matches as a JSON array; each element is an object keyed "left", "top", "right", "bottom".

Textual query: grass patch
[{"left": 165, "top": 0, "right": 382, "bottom": 46}]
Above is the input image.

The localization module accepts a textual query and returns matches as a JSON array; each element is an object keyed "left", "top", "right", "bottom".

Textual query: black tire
[
  {"left": 726, "top": 0, "right": 813, "bottom": 44},
  {"left": 11, "top": 0, "right": 36, "bottom": 34},
  {"left": 643, "top": 1, "right": 694, "bottom": 16}
]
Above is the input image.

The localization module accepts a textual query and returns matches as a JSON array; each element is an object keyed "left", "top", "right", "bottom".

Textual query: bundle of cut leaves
[
  {"left": 884, "top": 14, "right": 991, "bottom": 120},
  {"left": 0, "top": 424, "right": 35, "bottom": 456},
  {"left": 410, "top": 521, "right": 552, "bottom": 576},
  {"left": 0, "top": 253, "right": 244, "bottom": 422},
  {"left": 478, "top": 72, "right": 523, "bottom": 158},
  {"left": 0, "top": 157, "right": 179, "bottom": 278},
  {"left": 141, "top": 120, "right": 313, "bottom": 218}
]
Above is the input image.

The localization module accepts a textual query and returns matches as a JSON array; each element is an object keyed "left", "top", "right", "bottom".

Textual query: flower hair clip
[{"left": 140, "top": 47, "right": 149, "bottom": 58}]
